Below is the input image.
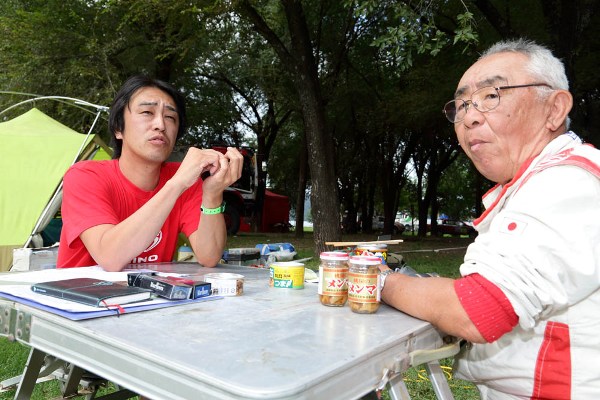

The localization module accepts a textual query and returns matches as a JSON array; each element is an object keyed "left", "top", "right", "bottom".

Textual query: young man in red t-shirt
[{"left": 57, "top": 75, "right": 242, "bottom": 271}]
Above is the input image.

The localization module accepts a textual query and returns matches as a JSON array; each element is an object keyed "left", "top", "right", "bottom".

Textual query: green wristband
[{"left": 201, "top": 203, "right": 225, "bottom": 215}]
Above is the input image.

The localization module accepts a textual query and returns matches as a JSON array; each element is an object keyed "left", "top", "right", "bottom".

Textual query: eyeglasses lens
[{"left": 444, "top": 87, "right": 501, "bottom": 123}]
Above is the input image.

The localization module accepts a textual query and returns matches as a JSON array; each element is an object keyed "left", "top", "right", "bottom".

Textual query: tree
[
  {"left": 437, "top": 153, "right": 486, "bottom": 220},
  {"left": 0, "top": 0, "right": 117, "bottom": 138},
  {"left": 232, "top": 0, "right": 358, "bottom": 253},
  {"left": 188, "top": 10, "right": 296, "bottom": 230},
  {"left": 1, "top": 0, "right": 598, "bottom": 244},
  {"left": 0, "top": 0, "right": 210, "bottom": 141}
]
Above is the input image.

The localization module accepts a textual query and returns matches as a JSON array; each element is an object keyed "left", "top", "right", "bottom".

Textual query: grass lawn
[{"left": 1, "top": 231, "right": 480, "bottom": 400}]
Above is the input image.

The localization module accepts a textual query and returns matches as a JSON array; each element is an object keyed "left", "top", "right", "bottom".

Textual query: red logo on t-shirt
[{"left": 144, "top": 231, "right": 162, "bottom": 252}]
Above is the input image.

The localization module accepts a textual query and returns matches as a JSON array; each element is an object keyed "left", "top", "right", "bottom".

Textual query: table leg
[
  {"left": 387, "top": 373, "right": 411, "bottom": 400},
  {"left": 60, "top": 363, "right": 85, "bottom": 397},
  {"left": 425, "top": 360, "right": 455, "bottom": 400},
  {"left": 14, "top": 348, "right": 46, "bottom": 400}
]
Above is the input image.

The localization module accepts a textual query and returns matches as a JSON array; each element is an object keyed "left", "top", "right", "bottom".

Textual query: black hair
[{"left": 108, "top": 75, "right": 187, "bottom": 158}]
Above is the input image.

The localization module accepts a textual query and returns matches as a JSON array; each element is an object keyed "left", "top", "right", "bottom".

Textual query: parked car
[
  {"left": 372, "top": 216, "right": 406, "bottom": 234},
  {"left": 394, "top": 221, "right": 406, "bottom": 234},
  {"left": 395, "top": 216, "right": 416, "bottom": 233},
  {"left": 428, "top": 219, "right": 477, "bottom": 238}
]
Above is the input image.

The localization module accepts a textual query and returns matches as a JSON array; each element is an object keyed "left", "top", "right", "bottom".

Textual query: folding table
[{"left": 0, "top": 263, "right": 460, "bottom": 399}]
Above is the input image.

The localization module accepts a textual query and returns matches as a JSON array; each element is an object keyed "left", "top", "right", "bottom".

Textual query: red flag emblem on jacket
[{"left": 499, "top": 217, "right": 528, "bottom": 235}]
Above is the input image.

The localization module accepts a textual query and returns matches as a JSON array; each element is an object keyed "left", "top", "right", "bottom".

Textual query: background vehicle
[
  {"left": 212, "top": 146, "right": 290, "bottom": 235},
  {"left": 372, "top": 216, "right": 406, "bottom": 234},
  {"left": 427, "top": 219, "right": 477, "bottom": 238},
  {"left": 395, "top": 215, "right": 416, "bottom": 233}
]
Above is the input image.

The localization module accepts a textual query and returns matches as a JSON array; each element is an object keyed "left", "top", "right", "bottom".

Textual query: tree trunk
[
  {"left": 282, "top": 0, "right": 341, "bottom": 253},
  {"left": 298, "top": 85, "right": 341, "bottom": 253},
  {"left": 236, "top": 0, "right": 341, "bottom": 254},
  {"left": 295, "top": 132, "right": 308, "bottom": 238}
]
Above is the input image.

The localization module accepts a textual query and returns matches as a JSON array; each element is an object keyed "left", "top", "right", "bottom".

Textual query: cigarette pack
[
  {"left": 192, "top": 281, "right": 212, "bottom": 299},
  {"left": 128, "top": 274, "right": 192, "bottom": 300},
  {"left": 127, "top": 271, "right": 157, "bottom": 286},
  {"left": 128, "top": 273, "right": 212, "bottom": 300}
]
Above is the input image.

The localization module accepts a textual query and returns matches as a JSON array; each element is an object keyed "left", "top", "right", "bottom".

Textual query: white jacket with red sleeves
[{"left": 453, "top": 132, "right": 600, "bottom": 399}]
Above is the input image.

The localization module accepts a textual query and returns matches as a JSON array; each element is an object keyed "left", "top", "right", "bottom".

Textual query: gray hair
[{"left": 481, "top": 39, "right": 569, "bottom": 91}]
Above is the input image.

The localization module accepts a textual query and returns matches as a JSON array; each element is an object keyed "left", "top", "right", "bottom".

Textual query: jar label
[
  {"left": 318, "top": 266, "right": 347, "bottom": 295},
  {"left": 347, "top": 272, "right": 380, "bottom": 302}
]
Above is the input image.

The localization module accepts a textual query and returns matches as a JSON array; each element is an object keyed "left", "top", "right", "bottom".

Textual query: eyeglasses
[{"left": 443, "top": 83, "right": 552, "bottom": 123}]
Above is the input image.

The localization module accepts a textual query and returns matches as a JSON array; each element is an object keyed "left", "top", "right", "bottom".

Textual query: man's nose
[
  {"left": 153, "top": 113, "right": 166, "bottom": 131},
  {"left": 462, "top": 101, "right": 484, "bottom": 126}
]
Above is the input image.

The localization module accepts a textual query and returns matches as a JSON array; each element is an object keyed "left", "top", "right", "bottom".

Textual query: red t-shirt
[{"left": 57, "top": 160, "right": 203, "bottom": 268}]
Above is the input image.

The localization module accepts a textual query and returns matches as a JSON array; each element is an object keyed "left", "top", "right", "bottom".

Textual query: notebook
[{"left": 31, "top": 278, "right": 153, "bottom": 307}]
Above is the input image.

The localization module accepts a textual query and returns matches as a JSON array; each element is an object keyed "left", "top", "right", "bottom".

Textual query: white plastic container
[{"left": 204, "top": 272, "right": 244, "bottom": 296}]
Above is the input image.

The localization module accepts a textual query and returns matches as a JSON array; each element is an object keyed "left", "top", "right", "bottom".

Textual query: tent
[{"left": 0, "top": 107, "right": 110, "bottom": 271}]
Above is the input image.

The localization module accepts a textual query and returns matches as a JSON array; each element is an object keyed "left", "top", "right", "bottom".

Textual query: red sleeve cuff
[{"left": 454, "top": 273, "right": 518, "bottom": 343}]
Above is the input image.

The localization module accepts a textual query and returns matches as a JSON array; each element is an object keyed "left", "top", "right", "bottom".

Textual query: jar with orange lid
[
  {"left": 354, "top": 243, "right": 388, "bottom": 265},
  {"left": 318, "top": 251, "right": 349, "bottom": 307},
  {"left": 347, "top": 255, "right": 381, "bottom": 314}
]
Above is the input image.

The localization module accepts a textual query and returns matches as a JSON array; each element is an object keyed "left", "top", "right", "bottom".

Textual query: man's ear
[{"left": 546, "top": 89, "right": 573, "bottom": 132}]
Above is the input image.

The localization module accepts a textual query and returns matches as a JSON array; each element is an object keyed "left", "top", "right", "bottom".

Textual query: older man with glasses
[{"left": 379, "top": 39, "right": 600, "bottom": 399}]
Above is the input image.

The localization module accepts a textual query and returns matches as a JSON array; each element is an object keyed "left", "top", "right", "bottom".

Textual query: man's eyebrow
[
  {"left": 454, "top": 75, "right": 508, "bottom": 98},
  {"left": 454, "top": 86, "right": 469, "bottom": 98},
  {"left": 137, "top": 101, "right": 177, "bottom": 113}
]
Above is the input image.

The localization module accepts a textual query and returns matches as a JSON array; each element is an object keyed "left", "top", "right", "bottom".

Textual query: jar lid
[
  {"left": 270, "top": 261, "right": 305, "bottom": 268},
  {"left": 320, "top": 251, "right": 349, "bottom": 260},
  {"left": 204, "top": 273, "right": 245, "bottom": 280},
  {"left": 349, "top": 255, "right": 382, "bottom": 265}
]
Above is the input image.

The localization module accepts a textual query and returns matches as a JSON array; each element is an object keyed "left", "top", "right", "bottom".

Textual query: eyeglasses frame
[{"left": 443, "top": 83, "right": 553, "bottom": 123}]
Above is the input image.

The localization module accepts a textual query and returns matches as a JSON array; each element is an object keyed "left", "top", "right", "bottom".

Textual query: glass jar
[
  {"left": 354, "top": 243, "right": 388, "bottom": 265},
  {"left": 347, "top": 255, "right": 381, "bottom": 314},
  {"left": 318, "top": 251, "right": 349, "bottom": 307}
]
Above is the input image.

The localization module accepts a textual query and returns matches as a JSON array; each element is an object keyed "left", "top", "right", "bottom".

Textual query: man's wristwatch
[
  {"left": 201, "top": 203, "right": 226, "bottom": 215},
  {"left": 380, "top": 268, "right": 397, "bottom": 291}
]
